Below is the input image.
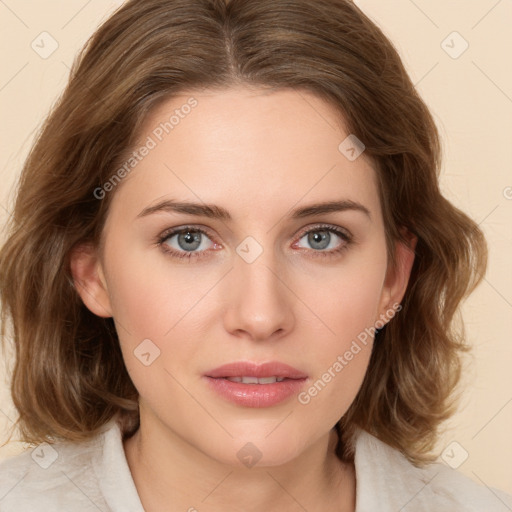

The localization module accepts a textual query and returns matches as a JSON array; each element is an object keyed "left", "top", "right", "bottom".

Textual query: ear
[
  {"left": 69, "top": 242, "right": 113, "bottom": 318},
  {"left": 377, "top": 228, "right": 417, "bottom": 322}
]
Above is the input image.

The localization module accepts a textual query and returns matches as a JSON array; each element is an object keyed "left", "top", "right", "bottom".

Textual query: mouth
[
  {"left": 205, "top": 360, "right": 308, "bottom": 380},
  {"left": 204, "top": 361, "right": 308, "bottom": 408},
  {"left": 222, "top": 376, "right": 288, "bottom": 384}
]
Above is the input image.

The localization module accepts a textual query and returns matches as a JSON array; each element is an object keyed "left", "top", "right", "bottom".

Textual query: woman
[{"left": 0, "top": 0, "right": 510, "bottom": 510}]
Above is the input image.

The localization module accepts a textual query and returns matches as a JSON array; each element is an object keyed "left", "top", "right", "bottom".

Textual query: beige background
[{"left": 1, "top": 0, "right": 511, "bottom": 496}]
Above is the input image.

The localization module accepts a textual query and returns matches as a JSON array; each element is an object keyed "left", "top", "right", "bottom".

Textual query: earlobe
[
  {"left": 69, "top": 242, "right": 113, "bottom": 318},
  {"left": 378, "top": 229, "right": 417, "bottom": 320}
]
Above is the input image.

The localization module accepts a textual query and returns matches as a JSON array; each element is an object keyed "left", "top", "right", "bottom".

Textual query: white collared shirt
[{"left": 1, "top": 419, "right": 511, "bottom": 511}]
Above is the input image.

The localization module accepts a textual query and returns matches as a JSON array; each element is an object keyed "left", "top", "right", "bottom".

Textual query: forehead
[{"left": 108, "top": 86, "right": 381, "bottom": 223}]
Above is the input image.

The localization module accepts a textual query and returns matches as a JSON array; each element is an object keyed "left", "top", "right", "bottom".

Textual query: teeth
[{"left": 225, "top": 376, "right": 287, "bottom": 384}]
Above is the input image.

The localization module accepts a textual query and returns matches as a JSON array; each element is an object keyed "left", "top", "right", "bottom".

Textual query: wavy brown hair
[{"left": 0, "top": 0, "right": 487, "bottom": 465}]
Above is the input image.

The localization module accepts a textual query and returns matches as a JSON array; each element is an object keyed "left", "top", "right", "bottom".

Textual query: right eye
[{"left": 158, "top": 226, "right": 221, "bottom": 260}]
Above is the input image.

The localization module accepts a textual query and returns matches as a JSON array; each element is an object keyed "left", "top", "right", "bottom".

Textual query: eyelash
[{"left": 156, "top": 224, "right": 353, "bottom": 261}]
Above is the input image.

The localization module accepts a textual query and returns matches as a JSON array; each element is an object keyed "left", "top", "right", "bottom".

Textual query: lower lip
[{"left": 204, "top": 377, "right": 307, "bottom": 408}]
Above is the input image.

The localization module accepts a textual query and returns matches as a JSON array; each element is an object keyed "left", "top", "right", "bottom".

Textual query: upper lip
[{"left": 205, "top": 361, "right": 308, "bottom": 379}]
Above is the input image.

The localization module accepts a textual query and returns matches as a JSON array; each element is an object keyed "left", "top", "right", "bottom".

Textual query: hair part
[{"left": 0, "top": 0, "right": 487, "bottom": 465}]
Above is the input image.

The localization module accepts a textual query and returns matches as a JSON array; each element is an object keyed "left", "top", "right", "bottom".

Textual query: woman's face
[{"left": 73, "top": 86, "right": 414, "bottom": 467}]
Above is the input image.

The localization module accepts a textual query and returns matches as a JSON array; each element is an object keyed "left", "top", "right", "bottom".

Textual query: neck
[{"left": 123, "top": 414, "right": 356, "bottom": 512}]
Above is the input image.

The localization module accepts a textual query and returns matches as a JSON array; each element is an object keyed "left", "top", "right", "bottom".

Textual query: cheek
[
  {"left": 293, "top": 250, "right": 387, "bottom": 416},
  {"left": 325, "top": 264, "right": 385, "bottom": 341},
  {"left": 299, "top": 245, "right": 387, "bottom": 346},
  {"left": 101, "top": 239, "right": 216, "bottom": 383},
  {"left": 294, "top": 301, "right": 379, "bottom": 432},
  {"left": 104, "top": 244, "right": 221, "bottom": 339}
]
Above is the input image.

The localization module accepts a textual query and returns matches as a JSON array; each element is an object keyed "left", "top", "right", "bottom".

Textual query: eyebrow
[{"left": 137, "top": 199, "right": 372, "bottom": 221}]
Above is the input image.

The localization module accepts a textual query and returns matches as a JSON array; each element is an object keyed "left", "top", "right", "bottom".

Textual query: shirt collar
[
  {"left": 92, "top": 419, "right": 146, "bottom": 512},
  {"left": 353, "top": 428, "right": 442, "bottom": 512},
  {"left": 94, "top": 419, "right": 444, "bottom": 512}
]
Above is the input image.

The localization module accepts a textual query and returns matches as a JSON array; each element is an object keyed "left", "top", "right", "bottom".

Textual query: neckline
[{"left": 95, "top": 419, "right": 380, "bottom": 512}]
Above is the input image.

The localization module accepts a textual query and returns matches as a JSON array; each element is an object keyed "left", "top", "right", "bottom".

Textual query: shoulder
[
  {"left": 0, "top": 421, "right": 116, "bottom": 512},
  {"left": 353, "top": 429, "right": 512, "bottom": 512}
]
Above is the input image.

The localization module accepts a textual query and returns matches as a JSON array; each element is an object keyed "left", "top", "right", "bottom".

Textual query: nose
[{"left": 222, "top": 251, "right": 296, "bottom": 342}]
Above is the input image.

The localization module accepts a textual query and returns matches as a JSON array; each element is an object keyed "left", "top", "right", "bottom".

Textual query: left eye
[{"left": 294, "top": 228, "right": 348, "bottom": 251}]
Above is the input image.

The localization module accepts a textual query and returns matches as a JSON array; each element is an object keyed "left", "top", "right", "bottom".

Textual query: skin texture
[{"left": 70, "top": 86, "right": 416, "bottom": 511}]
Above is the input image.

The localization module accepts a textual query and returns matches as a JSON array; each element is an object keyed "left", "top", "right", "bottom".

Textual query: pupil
[
  {"left": 179, "top": 231, "right": 201, "bottom": 251},
  {"left": 309, "top": 230, "right": 330, "bottom": 250}
]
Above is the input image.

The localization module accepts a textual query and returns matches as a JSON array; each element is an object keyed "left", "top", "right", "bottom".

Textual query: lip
[
  {"left": 204, "top": 361, "right": 308, "bottom": 408},
  {"left": 206, "top": 361, "right": 308, "bottom": 379}
]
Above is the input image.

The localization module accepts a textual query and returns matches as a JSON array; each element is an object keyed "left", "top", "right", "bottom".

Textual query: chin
[{"left": 202, "top": 427, "right": 311, "bottom": 469}]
